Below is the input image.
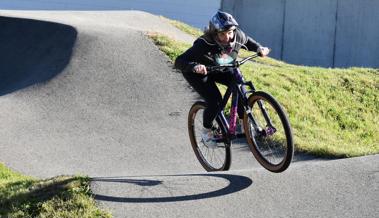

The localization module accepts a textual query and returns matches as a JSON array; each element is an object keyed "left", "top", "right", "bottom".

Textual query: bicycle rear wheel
[
  {"left": 188, "top": 102, "right": 231, "bottom": 171},
  {"left": 243, "top": 91, "right": 294, "bottom": 172}
]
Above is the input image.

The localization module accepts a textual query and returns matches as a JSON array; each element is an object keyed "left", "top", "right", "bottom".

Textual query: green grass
[
  {"left": 148, "top": 31, "right": 379, "bottom": 158},
  {"left": 163, "top": 17, "right": 203, "bottom": 38},
  {"left": 148, "top": 33, "right": 191, "bottom": 61},
  {"left": 0, "top": 163, "right": 111, "bottom": 218}
]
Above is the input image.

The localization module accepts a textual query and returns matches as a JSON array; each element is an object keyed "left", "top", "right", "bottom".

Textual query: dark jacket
[{"left": 175, "top": 28, "right": 262, "bottom": 73}]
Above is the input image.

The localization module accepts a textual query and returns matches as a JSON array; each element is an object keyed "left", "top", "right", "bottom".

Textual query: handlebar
[{"left": 206, "top": 54, "right": 259, "bottom": 72}]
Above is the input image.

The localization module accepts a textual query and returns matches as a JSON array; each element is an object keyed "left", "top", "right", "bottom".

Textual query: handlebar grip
[{"left": 206, "top": 66, "right": 219, "bottom": 72}]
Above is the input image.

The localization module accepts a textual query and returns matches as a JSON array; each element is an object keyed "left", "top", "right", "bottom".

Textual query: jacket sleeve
[
  {"left": 174, "top": 38, "right": 207, "bottom": 73},
  {"left": 238, "top": 29, "right": 262, "bottom": 52}
]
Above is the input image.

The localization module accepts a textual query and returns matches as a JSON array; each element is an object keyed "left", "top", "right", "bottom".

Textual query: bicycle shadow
[
  {"left": 0, "top": 16, "right": 77, "bottom": 96},
  {"left": 91, "top": 173, "right": 253, "bottom": 203},
  {"left": 231, "top": 137, "right": 335, "bottom": 163}
]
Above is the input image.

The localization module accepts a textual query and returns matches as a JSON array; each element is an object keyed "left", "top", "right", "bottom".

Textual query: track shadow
[
  {"left": 92, "top": 173, "right": 252, "bottom": 203},
  {"left": 0, "top": 16, "right": 77, "bottom": 95}
]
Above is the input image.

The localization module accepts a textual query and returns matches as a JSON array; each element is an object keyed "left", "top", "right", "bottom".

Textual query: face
[{"left": 217, "top": 29, "right": 235, "bottom": 45}]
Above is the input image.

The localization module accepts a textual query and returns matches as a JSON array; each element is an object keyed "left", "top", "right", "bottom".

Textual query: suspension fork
[
  {"left": 242, "top": 87, "right": 276, "bottom": 135},
  {"left": 238, "top": 85, "right": 260, "bottom": 131},
  {"left": 236, "top": 72, "right": 277, "bottom": 135},
  {"left": 241, "top": 76, "right": 275, "bottom": 129},
  {"left": 257, "top": 100, "right": 275, "bottom": 129}
]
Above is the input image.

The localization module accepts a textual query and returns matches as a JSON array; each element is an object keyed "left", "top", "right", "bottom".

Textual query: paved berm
[{"left": 0, "top": 11, "right": 378, "bottom": 218}]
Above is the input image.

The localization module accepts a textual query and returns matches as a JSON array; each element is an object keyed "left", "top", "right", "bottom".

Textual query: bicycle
[{"left": 188, "top": 54, "right": 294, "bottom": 173}]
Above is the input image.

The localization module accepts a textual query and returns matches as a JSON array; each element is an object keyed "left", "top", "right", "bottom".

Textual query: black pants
[{"left": 183, "top": 71, "right": 245, "bottom": 128}]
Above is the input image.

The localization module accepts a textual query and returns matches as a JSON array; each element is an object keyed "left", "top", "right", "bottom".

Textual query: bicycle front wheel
[
  {"left": 188, "top": 102, "right": 231, "bottom": 171},
  {"left": 243, "top": 91, "right": 294, "bottom": 173}
]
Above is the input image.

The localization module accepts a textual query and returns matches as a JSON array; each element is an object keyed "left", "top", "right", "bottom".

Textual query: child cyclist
[{"left": 175, "top": 11, "right": 270, "bottom": 147}]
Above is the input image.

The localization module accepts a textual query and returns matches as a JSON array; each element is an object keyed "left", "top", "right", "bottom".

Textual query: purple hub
[{"left": 265, "top": 126, "right": 276, "bottom": 136}]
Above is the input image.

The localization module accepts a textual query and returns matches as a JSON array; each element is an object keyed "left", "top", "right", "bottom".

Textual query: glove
[{"left": 257, "top": 47, "right": 270, "bottom": 57}]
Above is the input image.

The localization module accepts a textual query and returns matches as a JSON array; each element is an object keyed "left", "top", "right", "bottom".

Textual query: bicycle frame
[
  {"left": 214, "top": 68, "right": 253, "bottom": 140},
  {"left": 214, "top": 67, "right": 276, "bottom": 144}
]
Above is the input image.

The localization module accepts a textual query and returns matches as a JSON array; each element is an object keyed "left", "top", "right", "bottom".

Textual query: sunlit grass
[
  {"left": 0, "top": 163, "right": 111, "bottom": 218},
  {"left": 163, "top": 17, "right": 203, "bottom": 38}
]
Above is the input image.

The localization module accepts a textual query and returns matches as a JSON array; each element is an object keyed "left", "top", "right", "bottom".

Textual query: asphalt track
[{"left": 0, "top": 11, "right": 378, "bottom": 218}]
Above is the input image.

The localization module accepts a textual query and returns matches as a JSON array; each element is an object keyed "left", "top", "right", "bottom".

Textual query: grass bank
[
  {"left": 0, "top": 163, "right": 110, "bottom": 218},
  {"left": 148, "top": 26, "right": 378, "bottom": 158}
]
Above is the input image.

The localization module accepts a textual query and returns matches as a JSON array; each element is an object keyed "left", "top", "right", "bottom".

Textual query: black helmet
[{"left": 209, "top": 11, "right": 238, "bottom": 33}]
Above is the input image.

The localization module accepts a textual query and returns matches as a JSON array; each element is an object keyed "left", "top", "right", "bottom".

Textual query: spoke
[
  {"left": 192, "top": 106, "right": 226, "bottom": 170},
  {"left": 210, "top": 149, "right": 215, "bottom": 166},
  {"left": 247, "top": 98, "right": 288, "bottom": 165}
]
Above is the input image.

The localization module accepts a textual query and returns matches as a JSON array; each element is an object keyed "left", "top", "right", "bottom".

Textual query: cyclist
[{"left": 175, "top": 11, "right": 270, "bottom": 147}]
